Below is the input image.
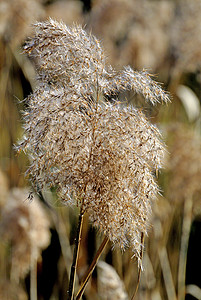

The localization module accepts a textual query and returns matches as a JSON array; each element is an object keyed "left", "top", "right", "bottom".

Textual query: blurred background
[{"left": 0, "top": 0, "right": 201, "bottom": 299}]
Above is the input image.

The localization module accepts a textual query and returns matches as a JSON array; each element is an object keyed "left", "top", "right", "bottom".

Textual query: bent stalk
[{"left": 76, "top": 236, "right": 109, "bottom": 300}]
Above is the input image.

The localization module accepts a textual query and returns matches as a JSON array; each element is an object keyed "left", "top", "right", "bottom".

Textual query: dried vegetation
[{"left": 0, "top": 0, "right": 201, "bottom": 299}]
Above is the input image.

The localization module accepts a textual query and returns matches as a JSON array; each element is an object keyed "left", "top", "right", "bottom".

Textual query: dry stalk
[
  {"left": 178, "top": 197, "right": 193, "bottom": 300},
  {"left": 131, "top": 233, "right": 145, "bottom": 300},
  {"left": 154, "top": 220, "right": 177, "bottom": 300},
  {"left": 30, "top": 245, "right": 37, "bottom": 300},
  {"left": 76, "top": 236, "right": 109, "bottom": 300},
  {"left": 68, "top": 209, "right": 84, "bottom": 300}
]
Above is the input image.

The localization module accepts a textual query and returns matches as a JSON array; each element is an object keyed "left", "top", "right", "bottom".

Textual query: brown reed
[
  {"left": 0, "top": 188, "right": 50, "bottom": 281},
  {"left": 0, "top": 0, "right": 44, "bottom": 49},
  {"left": 97, "top": 261, "right": 128, "bottom": 300},
  {"left": 17, "top": 18, "right": 169, "bottom": 298}
]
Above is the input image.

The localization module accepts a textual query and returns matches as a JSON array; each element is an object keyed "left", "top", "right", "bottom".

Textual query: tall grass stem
[
  {"left": 76, "top": 236, "right": 109, "bottom": 300},
  {"left": 67, "top": 210, "right": 84, "bottom": 300}
]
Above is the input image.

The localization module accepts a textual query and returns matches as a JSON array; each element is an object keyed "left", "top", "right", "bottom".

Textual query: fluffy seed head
[
  {"left": 24, "top": 18, "right": 169, "bottom": 105},
  {"left": 98, "top": 261, "right": 128, "bottom": 300},
  {"left": 0, "top": 188, "right": 50, "bottom": 280},
  {"left": 167, "top": 125, "right": 201, "bottom": 203},
  {"left": 18, "top": 19, "right": 168, "bottom": 261}
]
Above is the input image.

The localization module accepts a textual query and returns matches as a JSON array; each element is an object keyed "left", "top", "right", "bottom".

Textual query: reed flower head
[
  {"left": 0, "top": 280, "right": 27, "bottom": 300},
  {"left": 18, "top": 19, "right": 168, "bottom": 261},
  {"left": 170, "top": 0, "right": 201, "bottom": 73},
  {"left": 167, "top": 125, "right": 201, "bottom": 203},
  {"left": 0, "top": 0, "right": 44, "bottom": 48},
  {"left": 88, "top": 0, "right": 173, "bottom": 70},
  {"left": 0, "top": 188, "right": 50, "bottom": 280},
  {"left": 97, "top": 261, "right": 128, "bottom": 300},
  {"left": 89, "top": 0, "right": 201, "bottom": 76}
]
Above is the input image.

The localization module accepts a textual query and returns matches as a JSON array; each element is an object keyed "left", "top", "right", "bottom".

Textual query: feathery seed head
[
  {"left": 98, "top": 261, "right": 128, "bottom": 300},
  {"left": 167, "top": 125, "right": 201, "bottom": 203},
  {"left": 0, "top": 188, "right": 50, "bottom": 280},
  {"left": 24, "top": 18, "right": 169, "bottom": 105},
  {"left": 0, "top": 0, "right": 44, "bottom": 48},
  {"left": 18, "top": 19, "right": 168, "bottom": 261}
]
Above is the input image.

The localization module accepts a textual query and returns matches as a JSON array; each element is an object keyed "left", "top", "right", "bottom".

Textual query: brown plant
[
  {"left": 18, "top": 19, "right": 169, "bottom": 261},
  {"left": 97, "top": 261, "right": 128, "bottom": 300},
  {"left": 0, "top": 280, "right": 28, "bottom": 300},
  {"left": 170, "top": 0, "right": 201, "bottom": 75},
  {"left": 166, "top": 125, "right": 201, "bottom": 204},
  {"left": 16, "top": 18, "right": 170, "bottom": 299},
  {"left": 88, "top": 0, "right": 173, "bottom": 71},
  {"left": 0, "top": 188, "right": 50, "bottom": 281},
  {"left": 0, "top": 0, "right": 44, "bottom": 49}
]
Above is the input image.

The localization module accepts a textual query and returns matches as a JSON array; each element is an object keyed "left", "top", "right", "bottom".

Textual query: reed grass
[{"left": 0, "top": 1, "right": 200, "bottom": 299}]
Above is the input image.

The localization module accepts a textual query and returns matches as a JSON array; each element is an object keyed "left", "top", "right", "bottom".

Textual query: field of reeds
[{"left": 0, "top": 0, "right": 201, "bottom": 300}]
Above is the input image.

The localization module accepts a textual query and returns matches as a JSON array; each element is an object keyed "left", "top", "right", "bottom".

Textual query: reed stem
[
  {"left": 30, "top": 245, "right": 37, "bottom": 300},
  {"left": 67, "top": 210, "right": 84, "bottom": 300},
  {"left": 178, "top": 197, "right": 193, "bottom": 300},
  {"left": 76, "top": 236, "right": 109, "bottom": 300},
  {"left": 131, "top": 232, "right": 145, "bottom": 300}
]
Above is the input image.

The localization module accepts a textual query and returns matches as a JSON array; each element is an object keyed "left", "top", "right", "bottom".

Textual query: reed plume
[
  {"left": 88, "top": 0, "right": 201, "bottom": 88},
  {"left": 88, "top": 0, "right": 173, "bottom": 70},
  {"left": 0, "top": 280, "right": 27, "bottom": 300},
  {"left": 170, "top": 0, "right": 201, "bottom": 74},
  {"left": 0, "top": 188, "right": 50, "bottom": 281},
  {"left": 167, "top": 125, "right": 201, "bottom": 203},
  {"left": 0, "top": 0, "right": 44, "bottom": 49},
  {"left": 18, "top": 18, "right": 168, "bottom": 263},
  {"left": 97, "top": 261, "right": 128, "bottom": 300}
]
